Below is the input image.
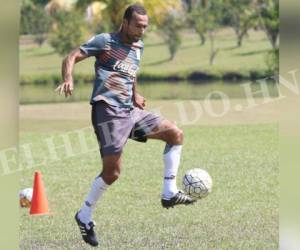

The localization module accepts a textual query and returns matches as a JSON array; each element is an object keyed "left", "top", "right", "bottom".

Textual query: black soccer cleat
[
  {"left": 75, "top": 212, "right": 99, "bottom": 247},
  {"left": 161, "top": 191, "right": 196, "bottom": 209}
]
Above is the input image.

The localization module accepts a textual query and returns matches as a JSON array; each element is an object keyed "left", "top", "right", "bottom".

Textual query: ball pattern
[{"left": 182, "top": 168, "right": 212, "bottom": 199}]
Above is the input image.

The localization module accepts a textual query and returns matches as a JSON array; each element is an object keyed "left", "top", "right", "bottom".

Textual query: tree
[
  {"left": 20, "top": 0, "right": 51, "bottom": 46},
  {"left": 160, "top": 12, "right": 183, "bottom": 60},
  {"left": 225, "top": 0, "right": 258, "bottom": 47},
  {"left": 255, "top": 0, "right": 279, "bottom": 49},
  {"left": 49, "top": 11, "right": 89, "bottom": 56},
  {"left": 20, "top": 0, "right": 36, "bottom": 34},
  {"left": 190, "top": 0, "right": 224, "bottom": 65},
  {"left": 184, "top": 0, "right": 209, "bottom": 45},
  {"left": 266, "top": 48, "right": 278, "bottom": 74},
  {"left": 189, "top": 7, "right": 208, "bottom": 46},
  {"left": 32, "top": 5, "right": 51, "bottom": 46}
]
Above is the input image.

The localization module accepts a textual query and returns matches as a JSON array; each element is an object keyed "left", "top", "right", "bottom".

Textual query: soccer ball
[
  {"left": 182, "top": 168, "right": 212, "bottom": 199},
  {"left": 19, "top": 188, "right": 33, "bottom": 208}
]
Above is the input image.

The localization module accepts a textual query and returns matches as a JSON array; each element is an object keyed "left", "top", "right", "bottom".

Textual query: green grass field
[
  {"left": 19, "top": 101, "right": 278, "bottom": 249},
  {"left": 20, "top": 29, "right": 271, "bottom": 77},
  {"left": 19, "top": 21, "right": 279, "bottom": 249}
]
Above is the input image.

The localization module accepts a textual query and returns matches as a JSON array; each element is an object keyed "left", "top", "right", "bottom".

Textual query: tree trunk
[
  {"left": 35, "top": 34, "right": 45, "bottom": 47},
  {"left": 237, "top": 30, "right": 247, "bottom": 48},
  {"left": 236, "top": 26, "right": 249, "bottom": 48},
  {"left": 234, "top": 27, "right": 242, "bottom": 48},
  {"left": 200, "top": 33, "right": 206, "bottom": 46},
  {"left": 269, "top": 32, "right": 278, "bottom": 50},
  {"left": 237, "top": 36, "right": 242, "bottom": 47},
  {"left": 210, "top": 49, "right": 219, "bottom": 65},
  {"left": 209, "top": 31, "right": 219, "bottom": 65},
  {"left": 263, "top": 27, "right": 278, "bottom": 50}
]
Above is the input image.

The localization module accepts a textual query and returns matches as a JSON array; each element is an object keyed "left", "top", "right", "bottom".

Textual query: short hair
[{"left": 123, "top": 3, "right": 147, "bottom": 22}]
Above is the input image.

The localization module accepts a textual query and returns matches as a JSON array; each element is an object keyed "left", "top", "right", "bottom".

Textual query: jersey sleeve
[{"left": 79, "top": 33, "right": 109, "bottom": 57}]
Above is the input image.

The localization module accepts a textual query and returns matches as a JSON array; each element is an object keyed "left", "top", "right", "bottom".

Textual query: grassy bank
[{"left": 20, "top": 29, "right": 273, "bottom": 82}]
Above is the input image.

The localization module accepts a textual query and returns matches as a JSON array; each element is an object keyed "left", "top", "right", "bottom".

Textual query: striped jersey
[{"left": 80, "top": 32, "right": 144, "bottom": 108}]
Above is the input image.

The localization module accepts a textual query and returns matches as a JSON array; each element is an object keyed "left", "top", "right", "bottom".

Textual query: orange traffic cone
[{"left": 30, "top": 171, "right": 50, "bottom": 215}]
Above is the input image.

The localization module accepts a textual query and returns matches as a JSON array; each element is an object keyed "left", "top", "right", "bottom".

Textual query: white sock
[
  {"left": 162, "top": 144, "right": 182, "bottom": 199},
  {"left": 78, "top": 176, "right": 108, "bottom": 226}
]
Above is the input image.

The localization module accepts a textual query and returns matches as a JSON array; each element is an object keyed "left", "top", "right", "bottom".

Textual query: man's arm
[
  {"left": 55, "top": 48, "right": 88, "bottom": 97},
  {"left": 132, "top": 79, "right": 146, "bottom": 109}
]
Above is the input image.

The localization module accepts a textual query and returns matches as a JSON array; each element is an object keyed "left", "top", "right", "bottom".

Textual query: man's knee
[
  {"left": 176, "top": 128, "right": 184, "bottom": 144},
  {"left": 166, "top": 126, "right": 184, "bottom": 145},
  {"left": 101, "top": 167, "right": 120, "bottom": 185},
  {"left": 101, "top": 154, "right": 122, "bottom": 185},
  {"left": 172, "top": 127, "right": 184, "bottom": 144}
]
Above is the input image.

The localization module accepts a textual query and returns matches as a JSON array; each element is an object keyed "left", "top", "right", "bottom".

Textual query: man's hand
[
  {"left": 55, "top": 48, "right": 88, "bottom": 98},
  {"left": 55, "top": 81, "right": 74, "bottom": 98},
  {"left": 133, "top": 93, "right": 146, "bottom": 109}
]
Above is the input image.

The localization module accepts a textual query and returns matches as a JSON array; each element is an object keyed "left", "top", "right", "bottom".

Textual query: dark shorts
[{"left": 91, "top": 101, "right": 163, "bottom": 157}]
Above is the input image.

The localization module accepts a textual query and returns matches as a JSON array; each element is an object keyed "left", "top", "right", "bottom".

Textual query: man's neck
[{"left": 118, "top": 30, "right": 132, "bottom": 45}]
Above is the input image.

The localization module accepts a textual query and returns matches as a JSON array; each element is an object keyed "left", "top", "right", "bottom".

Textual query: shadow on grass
[
  {"left": 237, "top": 49, "right": 270, "bottom": 56},
  {"left": 143, "top": 58, "right": 170, "bottom": 66},
  {"left": 222, "top": 45, "right": 239, "bottom": 51}
]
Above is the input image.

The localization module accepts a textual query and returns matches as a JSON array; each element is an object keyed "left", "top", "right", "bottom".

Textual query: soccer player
[{"left": 55, "top": 4, "right": 195, "bottom": 247}]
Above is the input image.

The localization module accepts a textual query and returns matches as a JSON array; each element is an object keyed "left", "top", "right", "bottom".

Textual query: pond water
[{"left": 20, "top": 80, "right": 278, "bottom": 104}]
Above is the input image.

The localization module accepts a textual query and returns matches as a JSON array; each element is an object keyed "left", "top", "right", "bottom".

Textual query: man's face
[{"left": 124, "top": 12, "right": 148, "bottom": 43}]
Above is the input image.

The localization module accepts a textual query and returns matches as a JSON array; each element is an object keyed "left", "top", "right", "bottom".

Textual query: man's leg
[
  {"left": 147, "top": 120, "right": 195, "bottom": 208},
  {"left": 147, "top": 120, "right": 183, "bottom": 197},
  {"left": 78, "top": 153, "right": 122, "bottom": 225},
  {"left": 76, "top": 153, "right": 121, "bottom": 246},
  {"left": 76, "top": 101, "right": 133, "bottom": 246}
]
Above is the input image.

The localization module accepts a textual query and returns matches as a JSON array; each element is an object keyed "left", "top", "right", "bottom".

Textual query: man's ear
[{"left": 123, "top": 19, "right": 129, "bottom": 29}]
